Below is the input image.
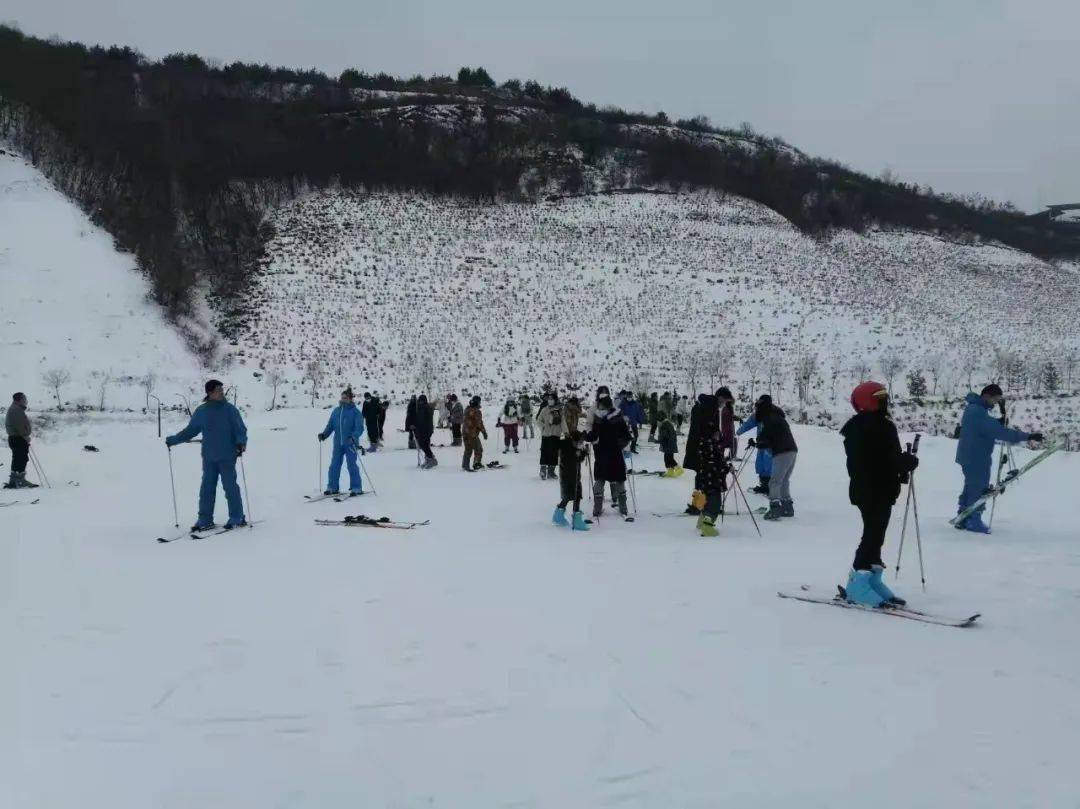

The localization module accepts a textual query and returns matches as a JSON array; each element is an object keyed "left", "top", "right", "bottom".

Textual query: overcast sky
[{"left": 6, "top": 0, "right": 1078, "bottom": 212}]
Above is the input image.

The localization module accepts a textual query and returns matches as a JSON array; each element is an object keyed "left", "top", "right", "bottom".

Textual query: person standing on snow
[
  {"left": 461, "top": 396, "right": 489, "bottom": 471},
  {"left": 675, "top": 395, "right": 690, "bottom": 434},
  {"left": 694, "top": 391, "right": 732, "bottom": 537},
  {"left": 682, "top": 393, "right": 709, "bottom": 515},
  {"left": 361, "top": 393, "right": 379, "bottom": 451},
  {"left": 752, "top": 396, "right": 798, "bottom": 521},
  {"left": 954, "top": 384, "right": 1042, "bottom": 534},
  {"left": 318, "top": 387, "right": 365, "bottom": 496},
  {"left": 736, "top": 394, "right": 774, "bottom": 495},
  {"left": 414, "top": 394, "right": 438, "bottom": 468},
  {"left": 448, "top": 394, "right": 465, "bottom": 446},
  {"left": 552, "top": 430, "right": 590, "bottom": 531},
  {"left": 378, "top": 396, "right": 388, "bottom": 447},
  {"left": 166, "top": 379, "right": 248, "bottom": 531},
  {"left": 537, "top": 391, "right": 563, "bottom": 479},
  {"left": 621, "top": 391, "right": 646, "bottom": 454},
  {"left": 563, "top": 394, "right": 583, "bottom": 434},
  {"left": 497, "top": 397, "right": 522, "bottom": 454},
  {"left": 587, "top": 393, "right": 632, "bottom": 519},
  {"left": 405, "top": 395, "right": 418, "bottom": 450},
  {"left": 647, "top": 392, "right": 660, "bottom": 442},
  {"left": 657, "top": 409, "right": 682, "bottom": 478},
  {"left": 5, "top": 392, "right": 36, "bottom": 489},
  {"left": 840, "top": 382, "right": 919, "bottom": 607},
  {"left": 519, "top": 393, "right": 535, "bottom": 440}
]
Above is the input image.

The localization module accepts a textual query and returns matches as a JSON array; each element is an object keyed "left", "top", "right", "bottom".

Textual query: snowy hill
[
  {"left": 227, "top": 187, "right": 1080, "bottom": 440},
  {"left": 0, "top": 147, "right": 207, "bottom": 411}
]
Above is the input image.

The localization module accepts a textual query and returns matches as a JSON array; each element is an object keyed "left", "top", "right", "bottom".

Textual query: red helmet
[{"left": 851, "top": 381, "right": 888, "bottom": 413}]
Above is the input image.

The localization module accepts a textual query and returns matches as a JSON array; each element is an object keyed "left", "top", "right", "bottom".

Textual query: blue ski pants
[
  {"left": 958, "top": 463, "right": 991, "bottom": 516},
  {"left": 328, "top": 445, "right": 362, "bottom": 493},
  {"left": 199, "top": 457, "right": 245, "bottom": 526}
]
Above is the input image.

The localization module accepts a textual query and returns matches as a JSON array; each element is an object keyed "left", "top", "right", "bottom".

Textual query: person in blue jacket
[
  {"left": 621, "top": 391, "right": 646, "bottom": 454},
  {"left": 955, "top": 384, "right": 1042, "bottom": 533},
  {"left": 318, "top": 387, "right": 365, "bottom": 496},
  {"left": 166, "top": 379, "right": 248, "bottom": 531},
  {"left": 736, "top": 394, "right": 774, "bottom": 494}
]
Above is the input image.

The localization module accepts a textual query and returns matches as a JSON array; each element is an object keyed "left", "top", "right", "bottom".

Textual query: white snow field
[
  {"left": 6, "top": 406, "right": 1079, "bottom": 808},
  {"left": 0, "top": 147, "right": 205, "bottom": 411}
]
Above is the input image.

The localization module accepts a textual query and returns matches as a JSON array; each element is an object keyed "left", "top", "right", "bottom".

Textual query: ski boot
[
  {"left": 698, "top": 514, "right": 718, "bottom": 538},
  {"left": 348, "top": 488, "right": 364, "bottom": 496},
  {"left": 781, "top": 499, "right": 794, "bottom": 518},
  {"left": 462, "top": 462, "right": 473, "bottom": 472},
  {"left": 869, "top": 565, "right": 906, "bottom": 606},
  {"left": 473, "top": 462, "right": 483, "bottom": 471},
  {"left": 548, "top": 466, "right": 558, "bottom": 480},
  {"left": 762, "top": 500, "right": 784, "bottom": 521},
  {"left": 845, "top": 569, "right": 886, "bottom": 607},
  {"left": 503, "top": 447, "right": 509, "bottom": 455},
  {"left": 191, "top": 520, "right": 216, "bottom": 532},
  {"left": 223, "top": 519, "right": 248, "bottom": 530},
  {"left": 539, "top": 466, "right": 548, "bottom": 480},
  {"left": 422, "top": 456, "right": 438, "bottom": 469},
  {"left": 324, "top": 488, "right": 340, "bottom": 496},
  {"left": 552, "top": 506, "right": 569, "bottom": 527},
  {"left": 571, "top": 511, "right": 590, "bottom": 531},
  {"left": 962, "top": 512, "right": 991, "bottom": 534}
]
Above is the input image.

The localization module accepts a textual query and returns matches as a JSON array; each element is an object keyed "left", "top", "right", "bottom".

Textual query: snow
[
  {"left": 6, "top": 405, "right": 1080, "bottom": 807},
  {"left": 0, "top": 148, "right": 204, "bottom": 410}
]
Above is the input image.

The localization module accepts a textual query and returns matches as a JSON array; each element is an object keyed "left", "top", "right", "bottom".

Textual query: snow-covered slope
[
  {"left": 0, "top": 147, "right": 205, "bottom": 410},
  {"left": 6, "top": 409, "right": 1079, "bottom": 807}
]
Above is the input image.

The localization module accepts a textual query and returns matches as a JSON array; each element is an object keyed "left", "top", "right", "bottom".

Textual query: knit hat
[{"left": 981, "top": 384, "right": 1004, "bottom": 398}]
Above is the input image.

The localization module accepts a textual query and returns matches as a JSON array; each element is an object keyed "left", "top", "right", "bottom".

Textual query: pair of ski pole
[
  {"left": 29, "top": 446, "right": 51, "bottom": 488},
  {"left": 893, "top": 434, "right": 926, "bottom": 591},
  {"left": 315, "top": 435, "right": 377, "bottom": 494}
]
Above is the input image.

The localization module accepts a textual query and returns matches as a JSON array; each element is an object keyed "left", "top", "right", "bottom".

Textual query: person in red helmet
[{"left": 839, "top": 381, "right": 919, "bottom": 607}]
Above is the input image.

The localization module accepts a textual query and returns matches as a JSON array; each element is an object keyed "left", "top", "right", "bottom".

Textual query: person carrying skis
[
  {"left": 537, "top": 391, "right": 563, "bottom": 479},
  {"left": 461, "top": 396, "right": 488, "bottom": 471},
  {"left": 5, "top": 392, "right": 36, "bottom": 489},
  {"left": 840, "top": 382, "right": 920, "bottom": 607},
  {"left": 658, "top": 409, "right": 682, "bottom": 478},
  {"left": 497, "top": 397, "right": 522, "bottom": 454},
  {"left": 552, "top": 430, "right": 590, "bottom": 531},
  {"left": 165, "top": 379, "right": 248, "bottom": 531},
  {"left": 318, "top": 387, "right": 365, "bottom": 496},
  {"left": 587, "top": 393, "right": 632, "bottom": 519},
  {"left": 448, "top": 394, "right": 465, "bottom": 446},
  {"left": 621, "top": 391, "right": 646, "bottom": 454},
  {"left": 405, "top": 395, "right": 418, "bottom": 450},
  {"left": 954, "top": 383, "right": 1042, "bottom": 533},
  {"left": 752, "top": 396, "right": 798, "bottom": 520},
  {"left": 736, "top": 394, "right": 774, "bottom": 495},
  {"left": 519, "top": 393, "right": 535, "bottom": 440},
  {"left": 414, "top": 394, "right": 438, "bottom": 468}
]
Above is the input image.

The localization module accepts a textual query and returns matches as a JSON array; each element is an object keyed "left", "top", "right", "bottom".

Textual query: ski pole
[
  {"left": 627, "top": 453, "right": 638, "bottom": 515},
  {"left": 730, "top": 469, "right": 762, "bottom": 538},
  {"left": 167, "top": 446, "right": 179, "bottom": 528},
  {"left": 30, "top": 446, "right": 51, "bottom": 488},
  {"left": 894, "top": 434, "right": 920, "bottom": 580},
  {"left": 358, "top": 451, "right": 377, "bottom": 495},
  {"left": 317, "top": 437, "right": 323, "bottom": 493},
  {"left": 240, "top": 454, "right": 253, "bottom": 523},
  {"left": 910, "top": 474, "right": 926, "bottom": 591}
]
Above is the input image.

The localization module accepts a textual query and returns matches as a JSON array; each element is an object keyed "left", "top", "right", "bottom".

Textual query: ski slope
[
  {"left": 6, "top": 406, "right": 1079, "bottom": 808},
  {"left": 0, "top": 147, "right": 205, "bottom": 410}
]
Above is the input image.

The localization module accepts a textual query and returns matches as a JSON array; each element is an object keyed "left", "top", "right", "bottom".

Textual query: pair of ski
[
  {"left": 304, "top": 491, "right": 366, "bottom": 504},
  {"left": 0, "top": 497, "right": 40, "bottom": 508},
  {"left": 315, "top": 516, "right": 429, "bottom": 530},
  {"left": 949, "top": 440, "right": 1064, "bottom": 527},
  {"left": 157, "top": 520, "right": 261, "bottom": 543},
  {"left": 778, "top": 585, "right": 980, "bottom": 628}
]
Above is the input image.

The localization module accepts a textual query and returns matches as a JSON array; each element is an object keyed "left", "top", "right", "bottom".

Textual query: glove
[
  {"left": 318, "top": 432, "right": 327, "bottom": 442},
  {"left": 900, "top": 451, "right": 919, "bottom": 473},
  {"left": 747, "top": 438, "right": 757, "bottom": 448},
  {"left": 1028, "top": 432, "right": 1044, "bottom": 443},
  {"left": 347, "top": 438, "right": 357, "bottom": 450},
  {"left": 483, "top": 432, "right": 489, "bottom": 440},
  {"left": 165, "top": 437, "right": 174, "bottom": 448},
  {"left": 237, "top": 444, "right": 246, "bottom": 456},
  {"left": 359, "top": 446, "right": 367, "bottom": 455}
]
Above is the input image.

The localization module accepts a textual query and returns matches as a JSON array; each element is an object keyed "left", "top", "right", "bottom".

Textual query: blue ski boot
[
  {"left": 963, "top": 512, "right": 991, "bottom": 534},
  {"left": 845, "top": 569, "right": 886, "bottom": 607},
  {"left": 870, "top": 565, "right": 906, "bottom": 606},
  {"left": 552, "top": 506, "right": 569, "bottom": 527},
  {"left": 571, "top": 511, "right": 590, "bottom": 531}
]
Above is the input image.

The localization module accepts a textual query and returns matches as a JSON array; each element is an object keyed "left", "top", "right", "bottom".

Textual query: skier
[
  {"left": 165, "top": 379, "right": 248, "bottom": 531},
  {"left": 404, "top": 395, "right": 418, "bottom": 450},
  {"left": 537, "top": 391, "right": 563, "bottom": 479},
  {"left": 657, "top": 408, "right": 682, "bottom": 478},
  {"left": 954, "top": 384, "right": 1042, "bottom": 533},
  {"left": 5, "top": 392, "right": 36, "bottom": 489},
  {"left": 552, "top": 429, "right": 590, "bottom": 531},
  {"left": 675, "top": 395, "right": 690, "bottom": 434},
  {"left": 587, "top": 393, "right": 632, "bottom": 519},
  {"left": 751, "top": 396, "right": 798, "bottom": 520},
  {"left": 362, "top": 393, "right": 381, "bottom": 452},
  {"left": 317, "top": 387, "right": 365, "bottom": 496},
  {"left": 647, "top": 392, "right": 659, "bottom": 441},
  {"left": 414, "top": 394, "right": 438, "bottom": 468},
  {"left": 682, "top": 393, "right": 709, "bottom": 515},
  {"left": 694, "top": 391, "right": 733, "bottom": 537},
  {"left": 621, "top": 391, "right": 646, "bottom": 454},
  {"left": 461, "top": 396, "right": 488, "bottom": 471},
  {"left": 736, "top": 395, "right": 774, "bottom": 495},
  {"left": 448, "top": 394, "right": 464, "bottom": 446},
  {"left": 840, "top": 381, "right": 920, "bottom": 606},
  {"left": 519, "top": 393, "right": 535, "bottom": 440},
  {"left": 497, "top": 397, "right": 522, "bottom": 454}
]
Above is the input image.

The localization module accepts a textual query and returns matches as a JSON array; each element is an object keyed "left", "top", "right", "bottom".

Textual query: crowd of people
[{"left": 5, "top": 377, "right": 1047, "bottom": 609}]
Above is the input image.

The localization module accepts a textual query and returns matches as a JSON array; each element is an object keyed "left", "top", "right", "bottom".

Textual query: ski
[
  {"left": 651, "top": 511, "right": 695, "bottom": 518},
  {"left": 778, "top": 586, "right": 979, "bottom": 628},
  {"left": 0, "top": 498, "right": 40, "bottom": 508},
  {"left": 304, "top": 493, "right": 339, "bottom": 503},
  {"left": 190, "top": 520, "right": 261, "bottom": 540},
  {"left": 950, "top": 441, "right": 1065, "bottom": 527},
  {"left": 333, "top": 492, "right": 366, "bottom": 502},
  {"left": 315, "top": 517, "right": 429, "bottom": 530}
]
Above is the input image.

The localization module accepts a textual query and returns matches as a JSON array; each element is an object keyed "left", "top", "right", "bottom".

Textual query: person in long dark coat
[
  {"left": 414, "top": 394, "right": 437, "bottom": 468},
  {"left": 405, "top": 395, "right": 418, "bottom": 449},
  {"left": 693, "top": 393, "right": 733, "bottom": 537},
  {"left": 682, "top": 393, "right": 709, "bottom": 514},
  {"left": 586, "top": 394, "right": 631, "bottom": 518}
]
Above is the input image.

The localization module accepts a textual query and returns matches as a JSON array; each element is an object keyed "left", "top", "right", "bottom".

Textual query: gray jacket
[{"left": 6, "top": 402, "right": 31, "bottom": 440}]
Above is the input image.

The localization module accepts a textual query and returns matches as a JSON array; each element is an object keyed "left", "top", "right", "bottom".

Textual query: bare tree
[
  {"left": 878, "top": 349, "right": 904, "bottom": 393},
  {"left": 682, "top": 351, "right": 702, "bottom": 398},
  {"left": 924, "top": 352, "right": 946, "bottom": 396},
  {"left": 1062, "top": 349, "right": 1078, "bottom": 392},
  {"left": 990, "top": 346, "right": 1013, "bottom": 384},
  {"left": 140, "top": 370, "right": 157, "bottom": 412},
  {"left": 794, "top": 352, "right": 819, "bottom": 417},
  {"left": 765, "top": 354, "right": 783, "bottom": 396},
  {"left": 266, "top": 367, "right": 284, "bottom": 411},
  {"left": 742, "top": 346, "right": 764, "bottom": 402},
  {"left": 303, "top": 360, "right": 325, "bottom": 407},
  {"left": 828, "top": 359, "right": 841, "bottom": 402},
  {"left": 850, "top": 359, "right": 871, "bottom": 384},
  {"left": 958, "top": 347, "right": 981, "bottom": 391},
  {"left": 94, "top": 369, "right": 113, "bottom": 411},
  {"left": 413, "top": 356, "right": 437, "bottom": 399},
  {"left": 41, "top": 368, "right": 71, "bottom": 410}
]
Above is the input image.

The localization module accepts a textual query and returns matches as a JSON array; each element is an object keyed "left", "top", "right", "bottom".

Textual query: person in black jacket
[
  {"left": 840, "top": 381, "right": 919, "bottom": 607},
  {"left": 587, "top": 394, "right": 631, "bottom": 518},
  {"left": 753, "top": 398, "right": 798, "bottom": 520},
  {"left": 552, "top": 430, "right": 590, "bottom": 531},
  {"left": 362, "top": 393, "right": 381, "bottom": 451},
  {"left": 405, "top": 395, "right": 418, "bottom": 449},
  {"left": 681, "top": 393, "right": 709, "bottom": 515},
  {"left": 414, "top": 394, "right": 438, "bottom": 468}
]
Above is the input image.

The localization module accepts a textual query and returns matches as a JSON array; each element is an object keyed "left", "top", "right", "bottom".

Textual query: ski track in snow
[{"left": 6, "top": 406, "right": 1080, "bottom": 807}]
